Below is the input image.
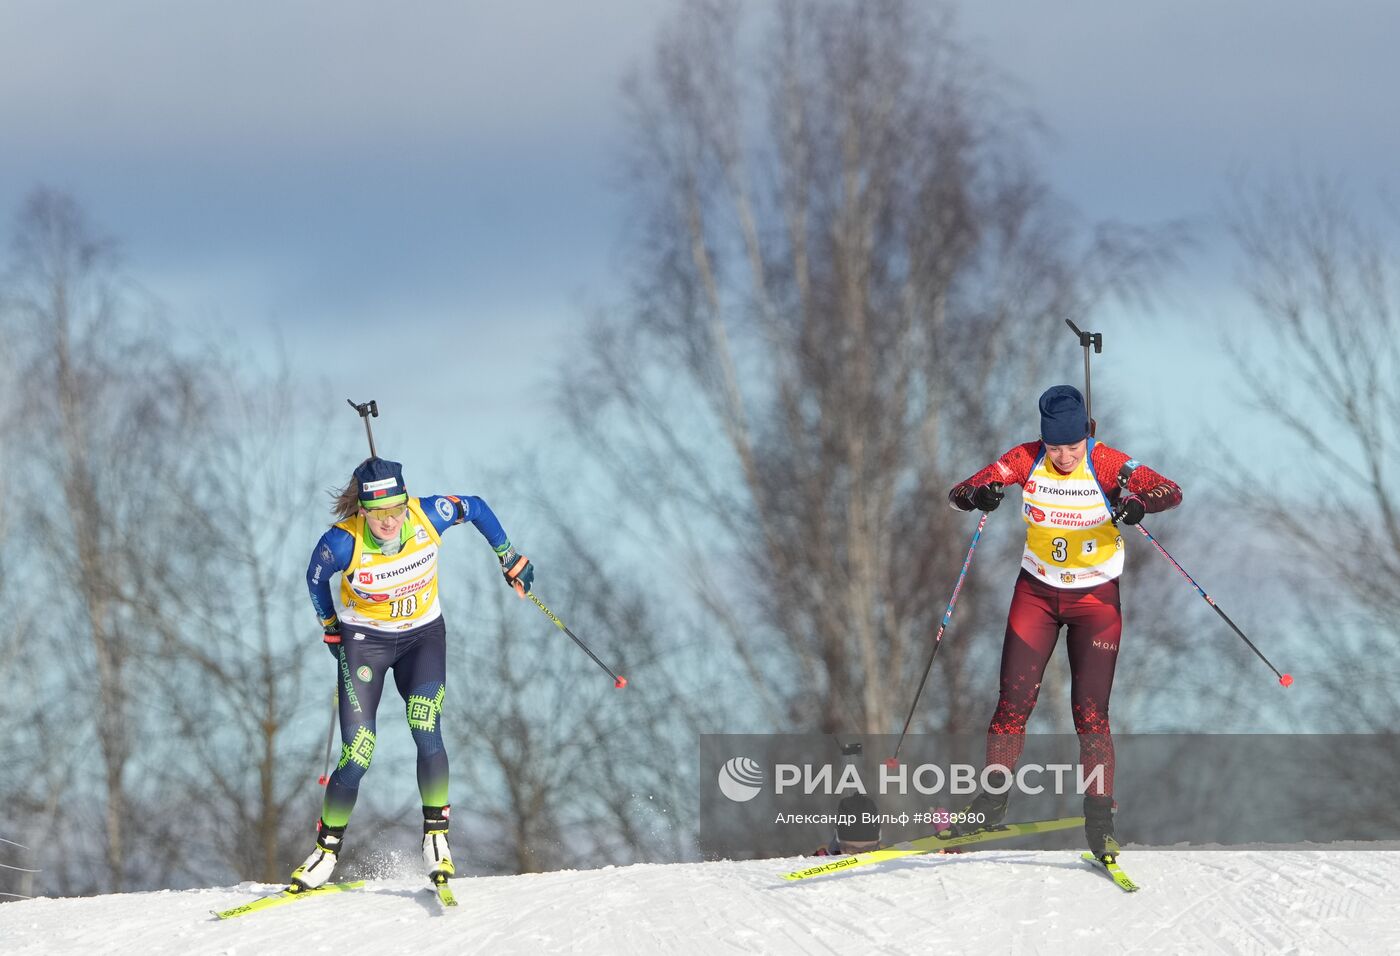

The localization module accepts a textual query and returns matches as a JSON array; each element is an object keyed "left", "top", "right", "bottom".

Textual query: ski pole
[
  {"left": 1123, "top": 521, "right": 1293, "bottom": 687},
  {"left": 0, "top": 838, "right": 37, "bottom": 899},
  {"left": 321, "top": 399, "right": 375, "bottom": 785},
  {"left": 886, "top": 501, "right": 995, "bottom": 768},
  {"left": 346, "top": 398, "right": 379, "bottom": 457},
  {"left": 1065, "top": 319, "right": 1102, "bottom": 436},
  {"left": 1062, "top": 319, "right": 1289, "bottom": 686},
  {"left": 525, "top": 591, "right": 627, "bottom": 688},
  {"left": 317, "top": 688, "right": 338, "bottom": 786}
]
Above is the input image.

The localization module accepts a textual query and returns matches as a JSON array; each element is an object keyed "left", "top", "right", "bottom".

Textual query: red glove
[{"left": 323, "top": 619, "right": 342, "bottom": 659}]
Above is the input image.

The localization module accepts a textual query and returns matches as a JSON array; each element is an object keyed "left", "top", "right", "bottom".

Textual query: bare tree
[
  {"left": 0, "top": 541, "right": 50, "bottom": 901},
  {"left": 0, "top": 188, "right": 276, "bottom": 892},
  {"left": 564, "top": 0, "right": 1177, "bottom": 739},
  {"left": 449, "top": 524, "right": 703, "bottom": 872},
  {"left": 1226, "top": 173, "right": 1400, "bottom": 731},
  {"left": 2, "top": 189, "right": 169, "bottom": 891},
  {"left": 133, "top": 369, "right": 343, "bottom": 886}
]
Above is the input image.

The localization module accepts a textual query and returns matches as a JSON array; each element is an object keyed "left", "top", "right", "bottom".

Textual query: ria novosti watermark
[
  {"left": 735, "top": 760, "right": 1104, "bottom": 801},
  {"left": 699, "top": 733, "right": 1400, "bottom": 857}
]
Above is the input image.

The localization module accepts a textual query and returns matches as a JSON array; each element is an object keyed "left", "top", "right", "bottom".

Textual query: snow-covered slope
[{"left": 2, "top": 850, "right": 1396, "bottom": 955}]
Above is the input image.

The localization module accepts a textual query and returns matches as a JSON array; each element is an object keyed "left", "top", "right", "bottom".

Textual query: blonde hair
[{"left": 330, "top": 460, "right": 370, "bottom": 520}]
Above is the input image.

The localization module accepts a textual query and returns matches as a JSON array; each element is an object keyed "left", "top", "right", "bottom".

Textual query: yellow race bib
[
  {"left": 336, "top": 498, "right": 444, "bottom": 630},
  {"left": 1019, "top": 444, "right": 1123, "bottom": 589}
]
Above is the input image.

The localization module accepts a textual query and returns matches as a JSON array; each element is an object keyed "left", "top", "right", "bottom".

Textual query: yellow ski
[
  {"left": 212, "top": 880, "right": 367, "bottom": 920},
  {"left": 1081, "top": 851, "right": 1141, "bottom": 892},
  {"left": 432, "top": 873, "right": 458, "bottom": 907},
  {"left": 783, "top": 817, "right": 1085, "bottom": 881}
]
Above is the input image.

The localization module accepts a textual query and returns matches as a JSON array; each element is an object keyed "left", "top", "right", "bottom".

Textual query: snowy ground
[{"left": 2, "top": 850, "right": 1396, "bottom": 955}]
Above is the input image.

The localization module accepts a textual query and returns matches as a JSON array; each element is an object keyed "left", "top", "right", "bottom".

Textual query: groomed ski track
[{"left": 2, "top": 849, "right": 1396, "bottom": 955}]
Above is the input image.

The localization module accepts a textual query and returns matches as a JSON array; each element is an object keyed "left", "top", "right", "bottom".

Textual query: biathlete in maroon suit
[{"left": 946, "top": 385, "right": 1181, "bottom": 855}]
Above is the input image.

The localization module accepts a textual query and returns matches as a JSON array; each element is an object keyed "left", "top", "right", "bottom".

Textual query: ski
[
  {"left": 211, "top": 880, "right": 367, "bottom": 920},
  {"left": 783, "top": 816, "right": 1084, "bottom": 881},
  {"left": 1081, "top": 851, "right": 1140, "bottom": 893},
  {"left": 432, "top": 874, "right": 458, "bottom": 908}
]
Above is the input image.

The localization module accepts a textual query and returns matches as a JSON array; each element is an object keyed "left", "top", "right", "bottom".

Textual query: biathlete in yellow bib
[
  {"left": 291, "top": 456, "right": 534, "bottom": 891},
  {"left": 945, "top": 385, "right": 1181, "bottom": 857}
]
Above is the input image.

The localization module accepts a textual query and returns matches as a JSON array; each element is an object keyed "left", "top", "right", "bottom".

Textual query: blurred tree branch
[
  {"left": 1225, "top": 172, "right": 1400, "bottom": 731},
  {"left": 565, "top": 0, "right": 1181, "bottom": 738}
]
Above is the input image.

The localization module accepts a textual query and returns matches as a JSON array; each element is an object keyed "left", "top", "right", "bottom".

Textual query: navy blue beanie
[
  {"left": 354, "top": 457, "right": 407, "bottom": 504},
  {"left": 1039, "top": 385, "right": 1089, "bottom": 445}
]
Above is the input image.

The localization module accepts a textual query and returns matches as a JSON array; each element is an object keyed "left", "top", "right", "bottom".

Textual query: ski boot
[
  {"left": 423, "top": 805, "right": 455, "bottom": 883},
  {"left": 1084, "top": 794, "right": 1120, "bottom": 861},
  {"left": 290, "top": 820, "right": 345, "bottom": 891},
  {"left": 946, "top": 787, "right": 1010, "bottom": 838}
]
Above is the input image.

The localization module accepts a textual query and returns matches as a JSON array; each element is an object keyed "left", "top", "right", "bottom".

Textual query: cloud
[{"left": 0, "top": 0, "right": 663, "bottom": 154}]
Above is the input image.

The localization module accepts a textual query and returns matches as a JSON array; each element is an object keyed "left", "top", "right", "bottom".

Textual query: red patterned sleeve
[
  {"left": 948, "top": 441, "right": 1040, "bottom": 511},
  {"left": 1091, "top": 443, "right": 1182, "bottom": 514}
]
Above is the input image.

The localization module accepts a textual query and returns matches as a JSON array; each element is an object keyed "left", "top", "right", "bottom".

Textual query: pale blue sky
[{"left": 3, "top": 0, "right": 1397, "bottom": 475}]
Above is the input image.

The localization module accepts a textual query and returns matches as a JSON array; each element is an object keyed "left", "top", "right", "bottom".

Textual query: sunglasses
[{"left": 362, "top": 504, "right": 408, "bottom": 521}]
